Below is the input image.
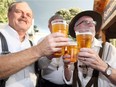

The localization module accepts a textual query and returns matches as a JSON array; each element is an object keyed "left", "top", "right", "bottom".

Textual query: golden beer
[
  {"left": 64, "top": 43, "right": 78, "bottom": 63},
  {"left": 76, "top": 32, "right": 92, "bottom": 50},
  {"left": 52, "top": 23, "right": 68, "bottom": 37},
  {"left": 52, "top": 19, "right": 68, "bottom": 57}
]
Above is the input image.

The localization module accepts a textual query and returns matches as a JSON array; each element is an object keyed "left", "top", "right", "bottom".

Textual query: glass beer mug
[
  {"left": 76, "top": 29, "right": 93, "bottom": 50},
  {"left": 64, "top": 39, "right": 78, "bottom": 63},
  {"left": 51, "top": 19, "right": 68, "bottom": 57}
]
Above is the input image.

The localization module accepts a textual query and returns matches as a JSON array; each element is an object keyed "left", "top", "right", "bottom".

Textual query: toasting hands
[{"left": 36, "top": 32, "right": 69, "bottom": 57}]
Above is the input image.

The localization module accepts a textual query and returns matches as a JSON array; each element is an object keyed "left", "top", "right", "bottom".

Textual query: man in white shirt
[
  {"left": 37, "top": 14, "right": 72, "bottom": 87},
  {"left": 0, "top": 1, "right": 69, "bottom": 87},
  {"left": 63, "top": 10, "right": 116, "bottom": 87}
]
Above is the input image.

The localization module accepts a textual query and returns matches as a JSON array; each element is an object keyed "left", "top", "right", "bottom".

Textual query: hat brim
[{"left": 69, "top": 10, "right": 102, "bottom": 38}]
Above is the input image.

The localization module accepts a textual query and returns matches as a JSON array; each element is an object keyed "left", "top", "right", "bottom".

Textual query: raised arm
[{"left": 0, "top": 33, "right": 69, "bottom": 78}]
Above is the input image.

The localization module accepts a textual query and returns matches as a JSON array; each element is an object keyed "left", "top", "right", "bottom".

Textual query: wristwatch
[{"left": 105, "top": 63, "right": 112, "bottom": 76}]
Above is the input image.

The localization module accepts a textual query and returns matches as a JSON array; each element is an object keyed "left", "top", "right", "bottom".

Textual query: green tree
[
  {"left": 69, "top": 7, "right": 82, "bottom": 19},
  {"left": 0, "top": 0, "right": 15, "bottom": 23},
  {"left": 55, "top": 7, "right": 82, "bottom": 23},
  {"left": 55, "top": 9, "right": 71, "bottom": 20}
]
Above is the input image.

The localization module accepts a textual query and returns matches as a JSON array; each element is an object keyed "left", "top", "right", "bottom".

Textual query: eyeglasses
[{"left": 75, "top": 20, "right": 97, "bottom": 27}]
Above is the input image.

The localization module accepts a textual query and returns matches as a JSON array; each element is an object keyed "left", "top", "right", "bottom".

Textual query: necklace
[
  {"left": 50, "top": 58, "right": 60, "bottom": 70},
  {"left": 79, "top": 64, "right": 88, "bottom": 78},
  {"left": 54, "top": 58, "right": 60, "bottom": 70}
]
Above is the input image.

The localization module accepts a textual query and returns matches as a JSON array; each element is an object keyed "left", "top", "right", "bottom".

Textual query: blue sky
[{"left": 16, "top": 0, "right": 94, "bottom": 34}]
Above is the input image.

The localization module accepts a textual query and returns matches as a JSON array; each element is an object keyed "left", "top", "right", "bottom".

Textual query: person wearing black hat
[{"left": 63, "top": 10, "right": 116, "bottom": 87}]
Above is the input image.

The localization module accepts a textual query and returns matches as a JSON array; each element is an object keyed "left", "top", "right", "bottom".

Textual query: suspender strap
[
  {"left": 72, "top": 62, "right": 77, "bottom": 87},
  {"left": 86, "top": 69, "right": 99, "bottom": 87},
  {"left": 86, "top": 43, "right": 104, "bottom": 87},
  {"left": 29, "top": 40, "right": 38, "bottom": 73},
  {"left": 29, "top": 40, "right": 40, "bottom": 87},
  {"left": 0, "top": 32, "right": 10, "bottom": 54},
  {"left": 93, "top": 70, "right": 99, "bottom": 87},
  {"left": 76, "top": 63, "right": 82, "bottom": 87},
  {"left": 34, "top": 60, "right": 40, "bottom": 87},
  {"left": 75, "top": 43, "right": 105, "bottom": 87},
  {"left": 29, "top": 40, "right": 33, "bottom": 46},
  {"left": 99, "top": 43, "right": 105, "bottom": 59},
  {"left": 0, "top": 34, "right": 39, "bottom": 87},
  {"left": 72, "top": 62, "right": 82, "bottom": 87},
  {"left": 0, "top": 32, "right": 10, "bottom": 87}
]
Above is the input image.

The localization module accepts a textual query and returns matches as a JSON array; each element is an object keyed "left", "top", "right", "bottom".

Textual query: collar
[
  {"left": 91, "top": 38, "right": 102, "bottom": 48},
  {"left": 2, "top": 25, "right": 29, "bottom": 41}
]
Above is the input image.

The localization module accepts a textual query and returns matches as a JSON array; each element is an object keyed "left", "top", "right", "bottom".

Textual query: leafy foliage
[
  {"left": 55, "top": 7, "right": 82, "bottom": 23},
  {"left": 0, "top": 0, "right": 15, "bottom": 23}
]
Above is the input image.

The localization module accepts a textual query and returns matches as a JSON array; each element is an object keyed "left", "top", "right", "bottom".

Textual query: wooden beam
[{"left": 102, "top": 11, "right": 116, "bottom": 30}]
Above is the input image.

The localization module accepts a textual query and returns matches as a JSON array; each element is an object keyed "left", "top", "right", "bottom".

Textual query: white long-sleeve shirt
[
  {"left": 0, "top": 25, "right": 36, "bottom": 87},
  {"left": 63, "top": 38, "right": 116, "bottom": 87},
  {"left": 38, "top": 56, "right": 66, "bottom": 84},
  {"left": 37, "top": 37, "right": 66, "bottom": 85}
]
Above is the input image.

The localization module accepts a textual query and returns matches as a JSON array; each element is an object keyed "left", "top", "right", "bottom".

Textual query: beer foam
[
  {"left": 52, "top": 19, "right": 67, "bottom": 25},
  {"left": 68, "top": 41, "right": 77, "bottom": 45},
  {"left": 76, "top": 31, "right": 92, "bottom": 35},
  {"left": 52, "top": 22, "right": 67, "bottom": 25}
]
